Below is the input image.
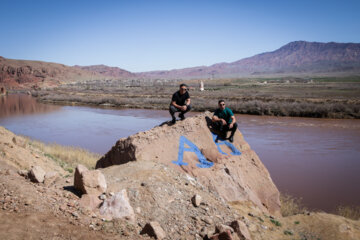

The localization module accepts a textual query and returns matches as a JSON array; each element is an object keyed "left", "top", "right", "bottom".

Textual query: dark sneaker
[
  {"left": 179, "top": 114, "right": 185, "bottom": 120},
  {"left": 229, "top": 136, "right": 234, "bottom": 143},
  {"left": 171, "top": 117, "right": 176, "bottom": 124}
]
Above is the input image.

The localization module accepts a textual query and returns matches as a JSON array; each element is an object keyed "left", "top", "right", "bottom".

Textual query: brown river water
[{"left": 1, "top": 94, "right": 359, "bottom": 212}]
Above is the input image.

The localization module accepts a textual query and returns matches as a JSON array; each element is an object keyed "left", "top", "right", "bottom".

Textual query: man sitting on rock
[
  {"left": 169, "top": 83, "right": 191, "bottom": 124},
  {"left": 212, "top": 100, "right": 238, "bottom": 142}
]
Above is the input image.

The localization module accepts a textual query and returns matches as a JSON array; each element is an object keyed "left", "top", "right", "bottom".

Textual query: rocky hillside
[
  {"left": 138, "top": 41, "right": 360, "bottom": 79},
  {"left": 0, "top": 57, "right": 131, "bottom": 90},
  {"left": 0, "top": 56, "right": 97, "bottom": 89},
  {"left": 74, "top": 65, "right": 135, "bottom": 78}
]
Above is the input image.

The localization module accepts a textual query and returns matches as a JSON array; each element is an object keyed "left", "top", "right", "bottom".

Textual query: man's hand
[
  {"left": 181, "top": 105, "right": 187, "bottom": 111},
  {"left": 221, "top": 119, "right": 227, "bottom": 125},
  {"left": 229, "top": 122, "right": 234, "bottom": 129}
]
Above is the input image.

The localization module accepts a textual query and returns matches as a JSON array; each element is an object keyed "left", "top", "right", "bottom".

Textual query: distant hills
[
  {"left": 74, "top": 64, "right": 135, "bottom": 78},
  {"left": 1, "top": 41, "right": 360, "bottom": 88},
  {"left": 138, "top": 41, "right": 360, "bottom": 79}
]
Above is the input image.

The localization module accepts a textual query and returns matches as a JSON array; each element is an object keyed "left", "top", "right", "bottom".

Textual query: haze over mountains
[
  {"left": 138, "top": 41, "right": 360, "bottom": 79},
  {"left": 1, "top": 41, "right": 360, "bottom": 88}
]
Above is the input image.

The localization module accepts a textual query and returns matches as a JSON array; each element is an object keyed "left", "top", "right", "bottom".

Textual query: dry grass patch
[
  {"left": 27, "top": 139, "right": 100, "bottom": 170},
  {"left": 335, "top": 205, "right": 360, "bottom": 220},
  {"left": 280, "top": 194, "right": 307, "bottom": 217}
]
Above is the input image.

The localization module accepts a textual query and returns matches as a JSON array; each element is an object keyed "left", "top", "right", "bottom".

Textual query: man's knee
[
  {"left": 169, "top": 105, "right": 177, "bottom": 114},
  {"left": 186, "top": 104, "right": 192, "bottom": 111},
  {"left": 232, "top": 122, "right": 238, "bottom": 129}
]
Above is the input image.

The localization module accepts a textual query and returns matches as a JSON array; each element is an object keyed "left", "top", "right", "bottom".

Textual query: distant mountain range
[
  {"left": 137, "top": 41, "right": 360, "bottom": 79},
  {"left": 1, "top": 41, "right": 360, "bottom": 88},
  {"left": 74, "top": 64, "right": 135, "bottom": 78}
]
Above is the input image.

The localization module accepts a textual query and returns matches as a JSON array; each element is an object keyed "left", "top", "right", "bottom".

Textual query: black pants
[
  {"left": 213, "top": 121, "right": 238, "bottom": 138},
  {"left": 169, "top": 105, "right": 192, "bottom": 118}
]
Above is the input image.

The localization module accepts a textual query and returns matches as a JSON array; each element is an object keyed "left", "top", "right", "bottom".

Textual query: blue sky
[{"left": 1, "top": 0, "right": 359, "bottom": 72}]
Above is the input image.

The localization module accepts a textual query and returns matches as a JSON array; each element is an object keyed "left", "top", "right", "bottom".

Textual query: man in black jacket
[{"left": 169, "top": 83, "right": 191, "bottom": 123}]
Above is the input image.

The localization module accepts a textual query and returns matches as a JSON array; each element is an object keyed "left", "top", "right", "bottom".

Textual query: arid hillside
[
  {"left": 74, "top": 64, "right": 135, "bottom": 78},
  {"left": 137, "top": 41, "right": 360, "bottom": 79},
  {"left": 0, "top": 57, "right": 131, "bottom": 89},
  {"left": 0, "top": 112, "right": 360, "bottom": 239}
]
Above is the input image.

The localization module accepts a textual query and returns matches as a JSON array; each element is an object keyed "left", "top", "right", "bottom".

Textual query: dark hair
[
  {"left": 180, "top": 83, "right": 188, "bottom": 88},
  {"left": 218, "top": 99, "right": 225, "bottom": 104}
]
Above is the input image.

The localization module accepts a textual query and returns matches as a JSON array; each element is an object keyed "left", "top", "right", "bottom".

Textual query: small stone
[
  {"left": 202, "top": 216, "right": 213, "bottom": 225},
  {"left": 231, "top": 220, "right": 253, "bottom": 240},
  {"left": 191, "top": 194, "right": 202, "bottom": 207},
  {"left": 141, "top": 182, "right": 147, "bottom": 187},
  {"left": 260, "top": 225, "right": 268, "bottom": 230},
  {"left": 28, "top": 166, "right": 46, "bottom": 183},
  {"left": 109, "top": 192, "right": 115, "bottom": 196},
  {"left": 24, "top": 199, "right": 32, "bottom": 206},
  {"left": 216, "top": 224, "right": 234, "bottom": 233},
  {"left": 99, "top": 194, "right": 106, "bottom": 200},
  {"left": 72, "top": 212, "right": 79, "bottom": 218},
  {"left": 140, "top": 221, "right": 166, "bottom": 240},
  {"left": 17, "top": 170, "right": 28, "bottom": 177}
]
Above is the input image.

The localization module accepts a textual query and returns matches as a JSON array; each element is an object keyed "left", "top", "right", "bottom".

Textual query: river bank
[{"left": 26, "top": 76, "right": 360, "bottom": 119}]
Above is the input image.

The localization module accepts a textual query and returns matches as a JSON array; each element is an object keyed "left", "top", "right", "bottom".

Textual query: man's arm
[
  {"left": 229, "top": 115, "right": 236, "bottom": 128},
  {"left": 185, "top": 98, "right": 190, "bottom": 106},
  {"left": 171, "top": 101, "right": 182, "bottom": 109},
  {"left": 212, "top": 114, "right": 227, "bottom": 125}
]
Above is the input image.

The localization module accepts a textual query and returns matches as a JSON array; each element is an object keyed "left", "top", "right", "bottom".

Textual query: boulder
[
  {"left": 74, "top": 164, "right": 88, "bottom": 191},
  {"left": 140, "top": 221, "right": 166, "bottom": 240},
  {"left": 96, "top": 112, "right": 281, "bottom": 216},
  {"left": 28, "top": 166, "right": 45, "bottom": 183},
  {"left": 74, "top": 164, "right": 107, "bottom": 196},
  {"left": 99, "top": 190, "right": 135, "bottom": 221}
]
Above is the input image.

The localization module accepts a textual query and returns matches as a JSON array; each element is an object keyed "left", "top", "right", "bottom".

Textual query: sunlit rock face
[{"left": 96, "top": 112, "right": 281, "bottom": 216}]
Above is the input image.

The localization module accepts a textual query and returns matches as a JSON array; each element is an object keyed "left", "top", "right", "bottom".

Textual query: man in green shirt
[{"left": 212, "top": 100, "right": 238, "bottom": 142}]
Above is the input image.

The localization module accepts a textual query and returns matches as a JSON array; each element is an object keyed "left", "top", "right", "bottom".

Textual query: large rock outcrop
[{"left": 96, "top": 112, "right": 281, "bottom": 216}]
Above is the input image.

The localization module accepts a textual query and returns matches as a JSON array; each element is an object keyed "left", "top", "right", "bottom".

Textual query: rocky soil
[{"left": 0, "top": 114, "right": 360, "bottom": 239}]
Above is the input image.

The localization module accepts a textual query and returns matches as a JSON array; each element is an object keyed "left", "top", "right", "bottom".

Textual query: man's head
[
  {"left": 179, "top": 83, "right": 188, "bottom": 95},
  {"left": 218, "top": 99, "right": 226, "bottom": 110}
]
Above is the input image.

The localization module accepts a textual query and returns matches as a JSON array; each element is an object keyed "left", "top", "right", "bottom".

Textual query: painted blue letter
[
  {"left": 211, "top": 132, "right": 241, "bottom": 156},
  {"left": 172, "top": 136, "right": 214, "bottom": 168}
]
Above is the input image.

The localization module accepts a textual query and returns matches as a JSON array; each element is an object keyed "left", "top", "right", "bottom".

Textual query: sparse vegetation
[
  {"left": 270, "top": 218, "right": 282, "bottom": 227},
  {"left": 27, "top": 138, "right": 100, "bottom": 170},
  {"left": 280, "top": 194, "right": 307, "bottom": 217},
  {"left": 33, "top": 75, "right": 360, "bottom": 119},
  {"left": 335, "top": 205, "right": 360, "bottom": 220}
]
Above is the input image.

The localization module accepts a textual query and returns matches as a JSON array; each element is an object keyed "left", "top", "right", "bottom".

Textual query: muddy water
[{"left": 1, "top": 94, "right": 359, "bottom": 212}]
